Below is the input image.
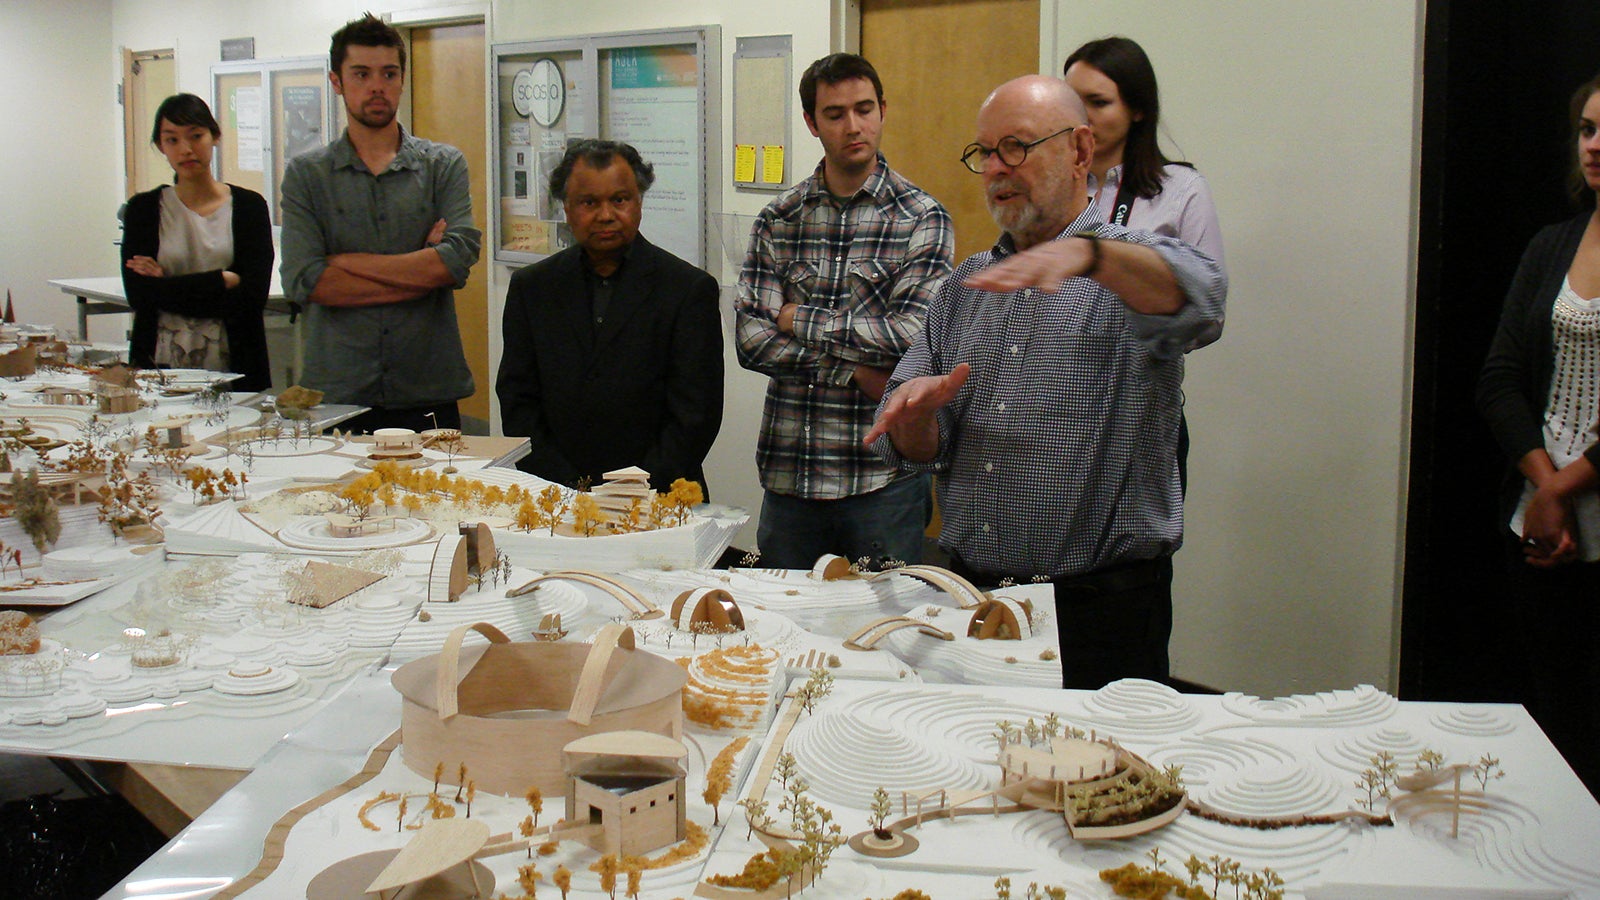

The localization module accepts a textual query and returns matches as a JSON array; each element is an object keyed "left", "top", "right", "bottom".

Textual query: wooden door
[
  {"left": 411, "top": 22, "right": 491, "bottom": 429},
  {"left": 863, "top": 0, "right": 1040, "bottom": 262},
  {"left": 123, "top": 49, "right": 176, "bottom": 198},
  {"left": 865, "top": 0, "right": 1039, "bottom": 539}
]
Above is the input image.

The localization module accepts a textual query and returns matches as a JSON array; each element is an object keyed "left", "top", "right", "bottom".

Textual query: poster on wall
[
  {"left": 499, "top": 54, "right": 586, "bottom": 256},
  {"left": 281, "top": 85, "right": 323, "bottom": 160},
  {"left": 492, "top": 27, "right": 716, "bottom": 266},
  {"left": 603, "top": 44, "right": 701, "bottom": 266},
  {"left": 233, "top": 86, "right": 264, "bottom": 172}
]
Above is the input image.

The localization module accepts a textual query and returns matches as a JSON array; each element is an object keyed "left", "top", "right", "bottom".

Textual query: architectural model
[{"left": 391, "top": 622, "right": 687, "bottom": 796}]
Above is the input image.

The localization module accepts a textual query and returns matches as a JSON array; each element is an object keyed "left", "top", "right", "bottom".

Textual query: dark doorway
[{"left": 1404, "top": 3, "right": 1600, "bottom": 701}]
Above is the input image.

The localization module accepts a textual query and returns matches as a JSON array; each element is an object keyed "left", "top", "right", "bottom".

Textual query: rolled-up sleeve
[
  {"left": 430, "top": 148, "right": 481, "bottom": 288},
  {"left": 1121, "top": 232, "right": 1227, "bottom": 361},
  {"left": 278, "top": 157, "right": 327, "bottom": 306}
]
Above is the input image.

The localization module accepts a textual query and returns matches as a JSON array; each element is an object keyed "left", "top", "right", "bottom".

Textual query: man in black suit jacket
[{"left": 497, "top": 140, "right": 723, "bottom": 494}]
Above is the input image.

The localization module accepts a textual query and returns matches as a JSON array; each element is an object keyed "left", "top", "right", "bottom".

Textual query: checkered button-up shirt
[
  {"left": 736, "top": 156, "right": 954, "bottom": 499},
  {"left": 873, "top": 209, "right": 1227, "bottom": 577}
]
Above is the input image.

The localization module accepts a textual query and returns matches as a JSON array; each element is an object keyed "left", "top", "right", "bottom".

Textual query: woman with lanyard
[{"left": 1064, "top": 36, "right": 1225, "bottom": 489}]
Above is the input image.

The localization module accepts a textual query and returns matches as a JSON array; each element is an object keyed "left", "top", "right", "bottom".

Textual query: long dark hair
[
  {"left": 1569, "top": 73, "right": 1600, "bottom": 209},
  {"left": 1064, "top": 36, "right": 1183, "bottom": 201},
  {"left": 150, "top": 93, "right": 221, "bottom": 146}
]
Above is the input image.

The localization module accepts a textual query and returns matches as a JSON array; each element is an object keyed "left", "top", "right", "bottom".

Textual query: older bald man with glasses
[{"left": 866, "top": 75, "right": 1227, "bottom": 689}]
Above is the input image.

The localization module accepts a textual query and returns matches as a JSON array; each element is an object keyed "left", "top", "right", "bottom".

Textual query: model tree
[
  {"left": 1416, "top": 748, "right": 1445, "bottom": 772},
  {"left": 595, "top": 854, "right": 619, "bottom": 899},
  {"left": 617, "top": 497, "right": 647, "bottom": 533},
  {"left": 402, "top": 492, "right": 425, "bottom": 519},
  {"left": 0, "top": 541, "right": 22, "bottom": 580},
  {"left": 50, "top": 439, "right": 106, "bottom": 474},
  {"left": 525, "top": 785, "right": 544, "bottom": 827},
  {"left": 703, "top": 736, "right": 750, "bottom": 826},
  {"left": 13, "top": 469, "right": 60, "bottom": 552},
  {"left": 571, "top": 493, "right": 609, "bottom": 536},
  {"left": 516, "top": 497, "right": 546, "bottom": 532},
  {"left": 795, "top": 667, "right": 835, "bottom": 715},
  {"left": 518, "top": 815, "right": 537, "bottom": 856},
  {"left": 517, "top": 863, "right": 541, "bottom": 898},
  {"left": 339, "top": 479, "right": 377, "bottom": 521},
  {"left": 96, "top": 453, "right": 160, "bottom": 537},
  {"left": 737, "top": 796, "right": 771, "bottom": 839},
  {"left": 435, "top": 429, "right": 466, "bottom": 474},
  {"left": 869, "top": 787, "right": 893, "bottom": 840},
  {"left": 625, "top": 861, "right": 643, "bottom": 899},
  {"left": 552, "top": 864, "right": 572, "bottom": 900},
  {"left": 1473, "top": 754, "right": 1505, "bottom": 790},
  {"left": 537, "top": 485, "right": 568, "bottom": 536},
  {"left": 666, "top": 477, "right": 704, "bottom": 526},
  {"left": 774, "top": 751, "right": 799, "bottom": 789}
]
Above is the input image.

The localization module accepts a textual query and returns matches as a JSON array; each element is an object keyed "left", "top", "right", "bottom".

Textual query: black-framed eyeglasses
[{"left": 960, "top": 125, "right": 1079, "bottom": 174}]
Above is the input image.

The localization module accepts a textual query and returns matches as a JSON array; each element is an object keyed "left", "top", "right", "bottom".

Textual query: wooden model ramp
[
  {"left": 508, "top": 569, "right": 663, "bottom": 619},
  {"left": 843, "top": 616, "right": 954, "bottom": 651},
  {"left": 867, "top": 564, "right": 990, "bottom": 608}
]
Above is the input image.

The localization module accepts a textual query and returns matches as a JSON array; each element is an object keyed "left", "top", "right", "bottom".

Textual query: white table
[{"left": 48, "top": 276, "right": 297, "bottom": 343}]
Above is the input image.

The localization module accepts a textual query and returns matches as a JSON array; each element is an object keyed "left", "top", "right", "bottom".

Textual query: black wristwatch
[{"left": 1074, "top": 230, "right": 1102, "bottom": 278}]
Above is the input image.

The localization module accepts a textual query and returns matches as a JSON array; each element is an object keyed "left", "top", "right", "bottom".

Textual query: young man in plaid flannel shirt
[{"left": 736, "top": 53, "right": 954, "bottom": 570}]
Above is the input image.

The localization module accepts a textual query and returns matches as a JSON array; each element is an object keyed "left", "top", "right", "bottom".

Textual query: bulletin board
[
  {"left": 491, "top": 27, "right": 721, "bottom": 269},
  {"left": 212, "top": 56, "right": 335, "bottom": 224},
  {"left": 732, "top": 35, "right": 792, "bottom": 192}
]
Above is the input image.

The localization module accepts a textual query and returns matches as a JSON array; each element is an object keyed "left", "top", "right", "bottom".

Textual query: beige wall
[
  {"left": 488, "top": 0, "right": 838, "bottom": 557},
  {"left": 0, "top": 0, "right": 121, "bottom": 338},
  {"left": 1048, "top": 1, "right": 1423, "bottom": 694},
  {"left": 9, "top": 0, "right": 1419, "bottom": 696}
]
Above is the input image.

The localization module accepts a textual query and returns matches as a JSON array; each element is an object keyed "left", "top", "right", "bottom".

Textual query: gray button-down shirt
[
  {"left": 280, "top": 127, "right": 481, "bottom": 408},
  {"left": 873, "top": 209, "right": 1227, "bottom": 578}
]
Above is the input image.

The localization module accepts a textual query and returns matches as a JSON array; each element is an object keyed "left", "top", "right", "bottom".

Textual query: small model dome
[
  {"left": 967, "top": 597, "right": 1034, "bottom": 640},
  {"left": 670, "top": 588, "right": 744, "bottom": 633}
]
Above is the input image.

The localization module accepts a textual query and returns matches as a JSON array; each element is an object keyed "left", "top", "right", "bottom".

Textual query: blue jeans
[{"left": 755, "top": 474, "right": 931, "bottom": 571}]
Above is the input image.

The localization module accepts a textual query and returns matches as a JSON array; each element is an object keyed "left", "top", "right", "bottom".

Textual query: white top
[
  {"left": 1089, "top": 163, "right": 1225, "bottom": 349},
  {"left": 153, "top": 186, "right": 234, "bottom": 369},
  {"left": 1512, "top": 276, "right": 1600, "bottom": 560},
  {"left": 156, "top": 185, "right": 234, "bottom": 276},
  {"left": 1087, "top": 162, "right": 1225, "bottom": 268}
]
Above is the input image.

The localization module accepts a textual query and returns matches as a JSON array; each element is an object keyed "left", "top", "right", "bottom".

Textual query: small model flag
[{"left": 3, "top": 290, "right": 13, "bottom": 324}]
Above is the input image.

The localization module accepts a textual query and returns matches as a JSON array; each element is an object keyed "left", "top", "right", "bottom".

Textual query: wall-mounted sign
[
  {"left": 220, "top": 37, "right": 255, "bottom": 61},
  {"left": 513, "top": 57, "right": 565, "bottom": 127}
]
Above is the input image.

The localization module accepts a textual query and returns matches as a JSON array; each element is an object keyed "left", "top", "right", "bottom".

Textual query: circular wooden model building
[
  {"left": 670, "top": 588, "right": 744, "bottom": 633},
  {"left": 370, "top": 427, "right": 424, "bottom": 461},
  {"left": 392, "top": 622, "right": 685, "bottom": 796},
  {"left": 998, "top": 733, "right": 1186, "bottom": 839}
]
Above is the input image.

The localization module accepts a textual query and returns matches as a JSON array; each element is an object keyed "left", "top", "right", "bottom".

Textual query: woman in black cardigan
[
  {"left": 1477, "top": 73, "right": 1600, "bottom": 797},
  {"left": 121, "top": 93, "right": 272, "bottom": 391}
]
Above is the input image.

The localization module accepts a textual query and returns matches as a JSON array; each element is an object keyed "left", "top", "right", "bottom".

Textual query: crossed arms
[
  {"left": 734, "top": 202, "right": 953, "bottom": 400},
  {"left": 309, "top": 218, "right": 453, "bottom": 307},
  {"left": 279, "top": 148, "right": 480, "bottom": 309}
]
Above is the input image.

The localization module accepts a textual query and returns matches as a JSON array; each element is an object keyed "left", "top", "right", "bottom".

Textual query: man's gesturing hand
[{"left": 863, "top": 363, "right": 970, "bottom": 462}]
